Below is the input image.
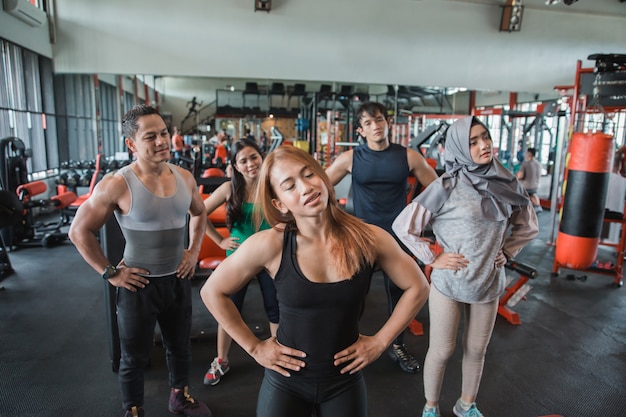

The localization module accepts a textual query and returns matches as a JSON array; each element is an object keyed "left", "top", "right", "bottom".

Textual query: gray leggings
[{"left": 423, "top": 285, "right": 498, "bottom": 403}]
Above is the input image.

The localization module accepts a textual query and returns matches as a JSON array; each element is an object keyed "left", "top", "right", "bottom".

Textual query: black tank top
[
  {"left": 352, "top": 143, "right": 409, "bottom": 233},
  {"left": 274, "top": 228, "right": 374, "bottom": 381}
]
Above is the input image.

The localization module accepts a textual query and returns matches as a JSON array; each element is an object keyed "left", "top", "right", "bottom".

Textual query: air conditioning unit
[{"left": 3, "top": 0, "right": 47, "bottom": 27}]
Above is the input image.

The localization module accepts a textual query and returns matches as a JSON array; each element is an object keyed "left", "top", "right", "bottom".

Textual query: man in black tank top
[
  {"left": 69, "top": 105, "right": 211, "bottom": 417},
  {"left": 326, "top": 102, "right": 438, "bottom": 374}
]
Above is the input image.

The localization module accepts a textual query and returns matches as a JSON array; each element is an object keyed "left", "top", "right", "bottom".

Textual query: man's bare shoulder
[
  {"left": 170, "top": 163, "right": 195, "bottom": 182},
  {"left": 406, "top": 147, "right": 427, "bottom": 163},
  {"left": 168, "top": 163, "right": 203, "bottom": 197},
  {"left": 90, "top": 172, "right": 128, "bottom": 203},
  {"left": 407, "top": 148, "right": 438, "bottom": 186},
  {"left": 333, "top": 149, "right": 354, "bottom": 168},
  {"left": 326, "top": 149, "right": 354, "bottom": 184},
  {"left": 96, "top": 171, "right": 127, "bottom": 190}
]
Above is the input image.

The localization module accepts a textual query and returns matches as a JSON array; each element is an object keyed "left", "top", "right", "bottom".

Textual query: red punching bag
[{"left": 555, "top": 132, "right": 613, "bottom": 269}]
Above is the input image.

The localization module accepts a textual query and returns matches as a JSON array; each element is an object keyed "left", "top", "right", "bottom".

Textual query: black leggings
[{"left": 256, "top": 369, "right": 367, "bottom": 417}]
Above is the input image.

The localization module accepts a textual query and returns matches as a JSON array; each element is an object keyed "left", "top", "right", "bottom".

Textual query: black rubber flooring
[{"left": 1, "top": 209, "right": 625, "bottom": 417}]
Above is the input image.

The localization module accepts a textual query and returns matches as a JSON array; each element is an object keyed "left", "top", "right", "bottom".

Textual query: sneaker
[
  {"left": 453, "top": 399, "right": 484, "bottom": 417},
  {"left": 168, "top": 387, "right": 212, "bottom": 417},
  {"left": 422, "top": 405, "right": 441, "bottom": 417},
  {"left": 123, "top": 406, "right": 144, "bottom": 417},
  {"left": 387, "top": 343, "right": 420, "bottom": 373},
  {"left": 203, "top": 357, "right": 230, "bottom": 386}
]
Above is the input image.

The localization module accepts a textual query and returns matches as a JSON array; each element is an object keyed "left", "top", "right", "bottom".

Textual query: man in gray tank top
[
  {"left": 326, "top": 102, "right": 438, "bottom": 374},
  {"left": 69, "top": 105, "right": 211, "bottom": 417}
]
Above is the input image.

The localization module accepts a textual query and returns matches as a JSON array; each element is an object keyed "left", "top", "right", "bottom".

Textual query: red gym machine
[
  {"left": 552, "top": 54, "right": 626, "bottom": 287},
  {"left": 8, "top": 180, "right": 77, "bottom": 248}
]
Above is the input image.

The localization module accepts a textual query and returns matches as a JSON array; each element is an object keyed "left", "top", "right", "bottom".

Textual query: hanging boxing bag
[{"left": 555, "top": 132, "right": 613, "bottom": 269}]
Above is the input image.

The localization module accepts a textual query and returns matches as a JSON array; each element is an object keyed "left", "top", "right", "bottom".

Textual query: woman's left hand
[
  {"left": 333, "top": 335, "right": 385, "bottom": 375},
  {"left": 494, "top": 250, "right": 507, "bottom": 268}
]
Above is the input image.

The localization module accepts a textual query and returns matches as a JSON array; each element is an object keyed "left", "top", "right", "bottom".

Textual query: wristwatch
[{"left": 102, "top": 264, "right": 118, "bottom": 280}]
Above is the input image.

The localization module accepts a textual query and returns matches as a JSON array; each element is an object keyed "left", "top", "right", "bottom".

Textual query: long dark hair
[{"left": 226, "top": 138, "right": 263, "bottom": 230}]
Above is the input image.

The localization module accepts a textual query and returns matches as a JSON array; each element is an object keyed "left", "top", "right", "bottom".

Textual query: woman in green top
[{"left": 202, "top": 138, "right": 279, "bottom": 386}]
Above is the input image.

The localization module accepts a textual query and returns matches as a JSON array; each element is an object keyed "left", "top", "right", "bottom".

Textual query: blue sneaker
[
  {"left": 422, "top": 405, "right": 441, "bottom": 417},
  {"left": 453, "top": 399, "right": 484, "bottom": 417}
]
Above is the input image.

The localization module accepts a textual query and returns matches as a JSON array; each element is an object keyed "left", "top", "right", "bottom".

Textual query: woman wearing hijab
[{"left": 392, "top": 116, "right": 538, "bottom": 417}]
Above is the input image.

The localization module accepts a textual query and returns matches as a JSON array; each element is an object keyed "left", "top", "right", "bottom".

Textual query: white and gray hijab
[{"left": 415, "top": 116, "right": 529, "bottom": 220}]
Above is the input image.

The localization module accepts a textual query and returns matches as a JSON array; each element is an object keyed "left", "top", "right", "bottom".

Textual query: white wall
[
  {"left": 51, "top": 0, "right": 625, "bottom": 97},
  {"left": 0, "top": 2, "right": 52, "bottom": 57}
]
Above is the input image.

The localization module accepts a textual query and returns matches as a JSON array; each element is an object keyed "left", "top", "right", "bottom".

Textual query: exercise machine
[
  {"left": 499, "top": 259, "right": 538, "bottom": 325},
  {"left": 0, "top": 190, "right": 22, "bottom": 278},
  {"left": 408, "top": 120, "right": 449, "bottom": 175},
  {"left": 0, "top": 137, "right": 29, "bottom": 193},
  {"left": 197, "top": 167, "right": 229, "bottom": 195},
  {"left": 4, "top": 181, "right": 77, "bottom": 249},
  {"left": 196, "top": 196, "right": 229, "bottom": 278}
]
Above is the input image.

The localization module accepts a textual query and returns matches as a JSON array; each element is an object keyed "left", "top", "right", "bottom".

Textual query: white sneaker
[{"left": 453, "top": 399, "right": 484, "bottom": 417}]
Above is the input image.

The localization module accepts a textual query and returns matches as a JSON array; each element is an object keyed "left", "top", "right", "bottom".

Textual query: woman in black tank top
[{"left": 201, "top": 146, "right": 430, "bottom": 417}]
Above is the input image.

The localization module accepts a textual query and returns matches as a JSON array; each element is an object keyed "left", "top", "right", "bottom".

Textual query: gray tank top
[{"left": 114, "top": 163, "right": 191, "bottom": 276}]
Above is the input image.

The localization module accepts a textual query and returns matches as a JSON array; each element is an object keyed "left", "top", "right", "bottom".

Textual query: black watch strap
[{"left": 102, "top": 264, "right": 118, "bottom": 280}]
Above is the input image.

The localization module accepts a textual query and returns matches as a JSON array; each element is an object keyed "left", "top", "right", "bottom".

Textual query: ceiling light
[
  {"left": 255, "top": 0, "right": 271, "bottom": 12},
  {"left": 500, "top": 0, "right": 524, "bottom": 32}
]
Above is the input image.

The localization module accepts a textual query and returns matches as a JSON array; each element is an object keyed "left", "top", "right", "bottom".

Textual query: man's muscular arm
[
  {"left": 325, "top": 150, "right": 354, "bottom": 186},
  {"left": 68, "top": 175, "right": 150, "bottom": 291},
  {"left": 407, "top": 148, "right": 438, "bottom": 187}
]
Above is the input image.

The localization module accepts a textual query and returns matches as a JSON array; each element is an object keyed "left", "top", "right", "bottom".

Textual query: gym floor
[{"left": 1, "top": 208, "right": 625, "bottom": 417}]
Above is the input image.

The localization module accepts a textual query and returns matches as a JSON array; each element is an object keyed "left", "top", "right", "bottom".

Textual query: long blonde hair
[{"left": 255, "top": 146, "right": 376, "bottom": 278}]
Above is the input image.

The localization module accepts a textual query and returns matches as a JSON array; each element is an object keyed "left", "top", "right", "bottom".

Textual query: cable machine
[{"left": 311, "top": 85, "right": 367, "bottom": 168}]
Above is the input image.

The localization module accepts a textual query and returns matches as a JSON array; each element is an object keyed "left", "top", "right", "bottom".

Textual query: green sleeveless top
[{"left": 228, "top": 202, "right": 270, "bottom": 256}]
